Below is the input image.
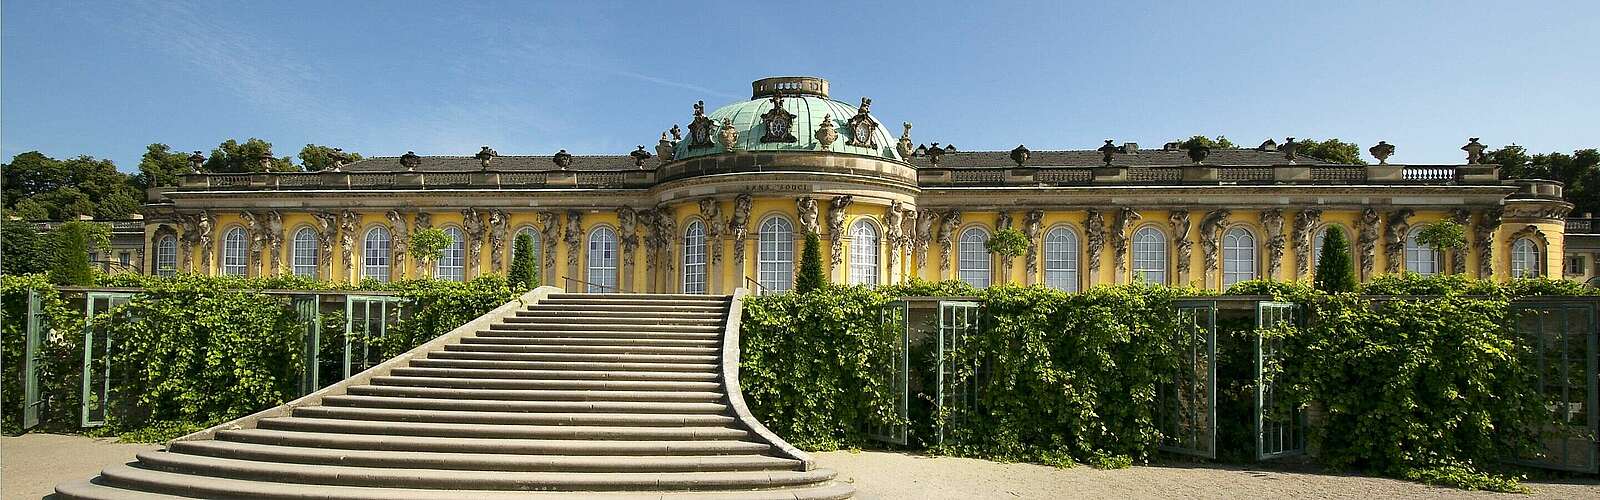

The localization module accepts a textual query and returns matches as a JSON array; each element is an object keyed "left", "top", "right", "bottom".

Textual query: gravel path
[{"left": 3, "top": 435, "right": 1595, "bottom": 499}]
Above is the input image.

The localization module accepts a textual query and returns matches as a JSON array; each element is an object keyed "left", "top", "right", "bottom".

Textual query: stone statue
[
  {"left": 938, "top": 209, "right": 961, "bottom": 272},
  {"left": 312, "top": 211, "right": 338, "bottom": 278},
  {"left": 552, "top": 150, "right": 574, "bottom": 170},
  {"left": 996, "top": 211, "right": 1012, "bottom": 231},
  {"left": 1170, "top": 210, "right": 1193, "bottom": 280},
  {"left": 196, "top": 211, "right": 214, "bottom": 275},
  {"left": 489, "top": 210, "right": 509, "bottom": 273},
  {"left": 1187, "top": 145, "right": 1210, "bottom": 164},
  {"left": 413, "top": 212, "right": 432, "bottom": 275},
  {"left": 885, "top": 201, "right": 906, "bottom": 271},
  {"left": 797, "top": 196, "right": 820, "bottom": 235},
  {"left": 1023, "top": 209, "right": 1044, "bottom": 283},
  {"left": 475, "top": 145, "right": 498, "bottom": 170},
  {"left": 1462, "top": 138, "right": 1486, "bottom": 164},
  {"left": 1450, "top": 209, "right": 1472, "bottom": 275},
  {"left": 913, "top": 208, "right": 936, "bottom": 271},
  {"left": 1010, "top": 145, "right": 1030, "bottom": 166},
  {"left": 178, "top": 214, "right": 200, "bottom": 272},
  {"left": 1291, "top": 209, "right": 1322, "bottom": 278},
  {"left": 1475, "top": 208, "right": 1502, "bottom": 278},
  {"left": 1199, "top": 210, "right": 1230, "bottom": 275},
  {"left": 339, "top": 210, "right": 359, "bottom": 280},
  {"left": 639, "top": 209, "right": 661, "bottom": 274},
  {"left": 629, "top": 146, "right": 652, "bottom": 168},
  {"left": 656, "top": 132, "right": 676, "bottom": 162},
  {"left": 828, "top": 195, "right": 854, "bottom": 267},
  {"left": 1097, "top": 140, "right": 1118, "bottom": 166},
  {"left": 462, "top": 208, "right": 486, "bottom": 278},
  {"left": 266, "top": 211, "right": 284, "bottom": 273},
  {"left": 1112, "top": 208, "right": 1141, "bottom": 278},
  {"left": 846, "top": 97, "right": 879, "bottom": 149},
  {"left": 1356, "top": 208, "right": 1381, "bottom": 279},
  {"left": 1281, "top": 137, "right": 1299, "bottom": 162},
  {"left": 1085, "top": 209, "right": 1106, "bottom": 277},
  {"left": 1383, "top": 209, "right": 1414, "bottom": 274},
  {"left": 618, "top": 207, "right": 639, "bottom": 270},
  {"left": 670, "top": 124, "right": 682, "bottom": 142},
  {"left": 1369, "top": 141, "right": 1395, "bottom": 165},
  {"left": 564, "top": 210, "right": 582, "bottom": 267},
  {"left": 1261, "top": 209, "right": 1286, "bottom": 279},
  {"left": 655, "top": 204, "right": 677, "bottom": 278},
  {"left": 538, "top": 211, "right": 561, "bottom": 274},
  {"left": 815, "top": 114, "right": 838, "bottom": 150},
  {"left": 719, "top": 118, "right": 738, "bottom": 152},
  {"left": 187, "top": 151, "right": 205, "bottom": 174},
  {"left": 897, "top": 123, "right": 914, "bottom": 158},
  {"left": 699, "top": 199, "right": 724, "bottom": 265},
  {"left": 688, "top": 101, "right": 714, "bottom": 149},
  {"left": 759, "top": 95, "right": 796, "bottom": 143},
  {"left": 240, "top": 211, "right": 264, "bottom": 274},
  {"left": 730, "top": 194, "right": 752, "bottom": 266},
  {"left": 386, "top": 210, "right": 409, "bottom": 277},
  {"left": 400, "top": 151, "right": 421, "bottom": 172}
]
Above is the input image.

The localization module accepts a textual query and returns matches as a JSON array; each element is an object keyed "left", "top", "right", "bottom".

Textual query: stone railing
[
  {"left": 177, "top": 170, "right": 655, "bottom": 191},
  {"left": 916, "top": 164, "right": 1502, "bottom": 187},
  {"left": 1566, "top": 218, "right": 1599, "bottom": 235}
]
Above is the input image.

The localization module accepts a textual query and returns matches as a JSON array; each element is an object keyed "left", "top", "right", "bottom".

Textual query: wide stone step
[
  {"left": 128, "top": 453, "right": 838, "bottom": 491},
  {"left": 516, "top": 310, "right": 724, "bottom": 320},
  {"left": 496, "top": 319, "right": 724, "bottom": 332},
  {"left": 526, "top": 303, "right": 727, "bottom": 314},
  {"left": 256, "top": 417, "right": 750, "bottom": 441},
  {"left": 461, "top": 336, "right": 720, "bottom": 348},
  {"left": 426, "top": 350, "right": 718, "bottom": 364},
  {"left": 407, "top": 358, "right": 719, "bottom": 372},
  {"left": 370, "top": 375, "right": 720, "bottom": 392},
  {"left": 539, "top": 298, "right": 729, "bottom": 308},
  {"left": 216, "top": 428, "right": 773, "bottom": 456},
  {"left": 292, "top": 405, "right": 738, "bottom": 427},
  {"left": 319, "top": 395, "right": 729, "bottom": 414},
  {"left": 169, "top": 440, "right": 798, "bottom": 473},
  {"left": 477, "top": 329, "right": 720, "bottom": 340},
  {"left": 346, "top": 384, "right": 725, "bottom": 402},
  {"left": 443, "top": 342, "right": 719, "bottom": 356},
  {"left": 389, "top": 366, "right": 719, "bottom": 382}
]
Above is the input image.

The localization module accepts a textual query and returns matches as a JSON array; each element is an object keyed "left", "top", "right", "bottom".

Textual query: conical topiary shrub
[
  {"left": 795, "top": 231, "right": 826, "bottom": 293},
  {"left": 509, "top": 233, "right": 538, "bottom": 290},
  {"left": 1314, "top": 226, "right": 1357, "bottom": 293}
]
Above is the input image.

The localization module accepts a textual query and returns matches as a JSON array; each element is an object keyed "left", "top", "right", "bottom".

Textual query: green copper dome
[{"left": 674, "top": 77, "right": 904, "bottom": 162}]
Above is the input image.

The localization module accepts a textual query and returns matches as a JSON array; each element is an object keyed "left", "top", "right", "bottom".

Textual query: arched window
[
  {"left": 757, "top": 217, "right": 795, "bottom": 293},
  {"left": 958, "top": 227, "right": 991, "bottom": 288},
  {"left": 1044, "top": 227, "right": 1079, "bottom": 291},
  {"left": 683, "top": 220, "right": 707, "bottom": 294},
  {"left": 436, "top": 227, "right": 465, "bottom": 281},
  {"left": 155, "top": 235, "right": 177, "bottom": 276},
  {"left": 1511, "top": 238, "right": 1540, "bottom": 278},
  {"left": 587, "top": 227, "right": 618, "bottom": 292},
  {"left": 292, "top": 228, "right": 319, "bottom": 278},
  {"left": 1222, "top": 227, "right": 1257, "bottom": 287},
  {"left": 364, "top": 227, "right": 391, "bottom": 282},
  {"left": 221, "top": 227, "right": 248, "bottom": 276},
  {"left": 1132, "top": 227, "right": 1167, "bottom": 285},
  {"left": 849, "top": 219, "right": 880, "bottom": 286},
  {"left": 515, "top": 227, "right": 540, "bottom": 270},
  {"left": 1404, "top": 227, "right": 1440, "bottom": 275}
]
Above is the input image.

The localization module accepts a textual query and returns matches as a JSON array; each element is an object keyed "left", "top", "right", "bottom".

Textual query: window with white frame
[
  {"left": 1404, "top": 226, "right": 1440, "bottom": 275},
  {"left": 757, "top": 217, "right": 795, "bottom": 293},
  {"left": 292, "top": 228, "right": 319, "bottom": 278},
  {"left": 1132, "top": 227, "right": 1167, "bottom": 285},
  {"left": 364, "top": 227, "right": 391, "bottom": 282},
  {"left": 221, "top": 227, "right": 248, "bottom": 276},
  {"left": 849, "top": 219, "right": 880, "bottom": 286},
  {"left": 436, "top": 227, "right": 465, "bottom": 281},
  {"left": 155, "top": 235, "right": 177, "bottom": 276},
  {"left": 587, "top": 227, "right": 618, "bottom": 292},
  {"left": 1044, "top": 227, "right": 1079, "bottom": 291},
  {"left": 958, "top": 227, "right": 991, "bottom": 288},
  {"left": 1221, "top": 227, "right": 1257, "bottom": 287},
  {"left": 1511, "top": 238, "right": 1540, "bottom": 278},
  {"left": 683, "top": 220, "right": 707, "bottom": 294}
]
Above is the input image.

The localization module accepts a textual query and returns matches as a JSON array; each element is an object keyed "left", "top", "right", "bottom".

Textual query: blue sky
[{"left": 4, "top": 0, "right": 1597, "bottom": 171}]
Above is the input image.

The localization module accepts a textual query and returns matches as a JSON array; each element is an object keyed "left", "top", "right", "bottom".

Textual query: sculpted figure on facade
[
  {"left": 463, "top": 208, "right": 486, "bottom": 278},
  {"left": 1261, "top": 209, "right": 1286, "bottom": 279},
  {"left": 1450, "top": 209, "right": 1472, "bottom": 275},
  {"left": 266, "top": 211, "right": 284, "bottom": 274},
  {"left": 413, "top": 212, "right": 432, "bottom": 275},
  {"left": 938, "top": 209, "right": 962, "bottom": 272},
  {"left": 196, "top": 211, "right": 214, "bottom": 275},
  {"left": 1023, "top": 209, "right": 1044, "bottom": 283},
  {"left": 655, "top": 204, "right": 677, "bottom": 278},
  {"left": 1112, "top": 208, "right": 1140, "bottom": 279},
  {"left": 884, "top": 201, "right": 906, "bottom": 271},
  {"left": 386, "top": 210, "right": 409, "bottom": 277},
  {"left": 340, "top": 211, "right": 360, "bottom": 280},
  {"left": 897, "top": 123, "right": 915, "bottom": 159},
  {"left": 312, "top": 211, "right": 338, "bottom": 278},
  {"left": 537, "top": 211, "right": 561, "bottom": 274},
  {"left": 1084, "top": 209, "right": 1105, "bottom": 277},
  {"left": 563, "top": 210, "right": 582, "bottom": 267},
  {"left": 177, "top": 214, "right": 199, "bottom": 272},
  {"left": 1199, "top": 210, "right": 1230, "bottom": 276},
  {"left": 796, "top": 196, "right": 820, "bottom": 235},
  {"left": 1291, "top": 209, "right": 1322, "bottom": 278},
  {"left": 617, "top": 207, "right": 639, "bottom": 270},
  {"left": 638, "top": 209, "right": 660, "bottom": 274},
  {"left": 828, "top": 195, "right": 854, "bottom": 266},
  {"left": 729, "top": 194, "right": 752, "bottom": 266},
  {"left": 1475, "top": 208, "right": 1503, "bottom": 278},
  {"left": 914, "top": 208, "right": 936, "bottom": 272},
  {"left": 1356, "top": 208, "right": 1380, "bottom": 279},
  {"left": 240, "top": 211, "right": 263, "bottom": 274},
  {"left": 699, "top": 199, "right": 724, "bottom": 265},
  {"left": 1383, "top": 208, "right": 1414, "bottom": 274},
  {"left": 1170, "top": 210, "right": 1193, "bottom": 281},
  {"left": 995, "top": 211, "right": 1015, "bottom": 280},
  {"left": 719, "top": 118, "right": 739, "bottom": 152},
  {"left": 489, "top": 210, "right": 509, "bottom": 273}
]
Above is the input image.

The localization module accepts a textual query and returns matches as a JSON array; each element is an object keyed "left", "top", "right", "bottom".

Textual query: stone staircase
[{"left": 55, "top": 289, "right": 853, "bottom": 499}]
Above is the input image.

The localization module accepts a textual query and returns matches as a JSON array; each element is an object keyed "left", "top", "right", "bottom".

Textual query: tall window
[
  {"left": 849, "top": 219, "right": 880, "bottom": 286},
  {"left": 683, "top": 221, "right": 707, "bottom": 294},
  {"left": 1222, "top": 227, "right": 1257, "bottom": 287},
  {"left": 436, "top": 227, "right": 465, "bottom": 281},
  {"left": 155, "top": 235, "right": 177, "bottom": 276},
  {"left": 757, "top": 217, "right": 795, "bottom": 293},
  {"left": 587, "top": 227, "right": 618, "bottom": 292},
  {"left": 958, "top": 227, "right": 991, "bottom": 288},
  {"left": 1044, "top": 227, "right": 1079, "bottom": 291},
  {"left": 1404, "top": 227, "right": 1440, "bottom": 275},
  {"left": 292, "top": 228, "right": 319, "bottom": 278},
  {"left": 221, "top": 227, "right": 248, "bottom": 276},
  {"left": 1132, "top": 227, "right": 1167, "bottom": 284},
  {"left": 364, "top": 227, "right": 391, "bottom": 282},
  {"left": 1511, "top": 238, "right": 1540, "bottom": 278}
]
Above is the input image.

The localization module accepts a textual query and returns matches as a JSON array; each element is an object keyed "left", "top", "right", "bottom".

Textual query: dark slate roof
[{"left": 342, "top": 155, "right": 640, "bottom": 173}]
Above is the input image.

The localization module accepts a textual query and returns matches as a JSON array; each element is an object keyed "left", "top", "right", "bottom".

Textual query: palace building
[{"left": 140, "top": 76, "right": 1571, "bottom": 293}]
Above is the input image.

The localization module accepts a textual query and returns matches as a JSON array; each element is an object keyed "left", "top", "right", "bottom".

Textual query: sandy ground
[{"left": 1, "top": 434, "right": 1595, "bottom": 499}]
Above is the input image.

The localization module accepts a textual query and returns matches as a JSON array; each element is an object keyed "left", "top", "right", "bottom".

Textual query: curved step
[
  {"left": 370, "top": 375, "right": 721, "bottom": 392},
  {"left": 345, "top": 384, "right": 725, "bottom": 402},
  {"left": 526, "top": 304, "right": 728, "bottom": 314},
  {"left": 407, "top": 357, "right": 719, "bottom": 372},
  {"left": 444, "top": 343, "right": 719, "bottom": 355},
  {"left": 216, "top": 428, "right": 774, "bottom": 456},
  {"left": 476, "top": 329, "right": 721, "bottom": 340},
  {"left": 516, "top": 309, "right": 724, "bottom": 319},
  {"left": 292, "top": 405, "right": 738, "bottom": 427},
  {"left": 170, "top": 440, "right": 799, "bottom": 473},
  {"left": 424, "top": 350, "right": 718, "bottom": 364},
  {"left": 319, "top": 394, "right": 729, "bottom": 414},
  {"left": 513, "top": 313, "right": 724, "bottom": 324},
  {"left": 460, "top": 335, "right": 720, "bottom": 348},
  {"left": 255, "top": 417, "right": 750, "bottom": 441},
  {"left": 388, "top": 366, "right": 720, "bottom": 382},
  {"left": 497, "top": 319, "right": 723, "bottom": 332}
]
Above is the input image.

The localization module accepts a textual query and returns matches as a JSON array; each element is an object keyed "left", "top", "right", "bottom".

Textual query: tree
[
  {"left": 508, "top": 233, "right": 538, "bottom": 290},
  {"left": 1415, "top": 220, "right": 1466, "bottom": 253},
  {"left": 1, "top": 151, "right": 141, "bottom": 220},
  {"left": 1488, "top": 145, "right": 1600, "bottom": 215},
  {"left": 202, "top": 138, "right": 296, "bottom": 173},
  {"left": 1179, "top": 135, "right": 1237, "bottom": 150},
  {"left": 410, "top": 228, "right": 451, "bottom": 279},
  {"left": 47, "top": 221, "right": 110, "bottom": 286},
  {"left": 795, "top": 231, "right": 826, "bottom": 293},
  {"left": 1294, "top": 138, "right": 1367, "bottom": 165},
  {"left": 298, "top": 144, "right": 363, "bottom": 172},
  {"left": 1314, "top": 226, "right": 1357, "bottom": 293},
  {"left": 1, "top": 220, "right": 50, "bottom": 275},
  {"left": 131, "top": 143, "right": 193, "bottom": 190}
]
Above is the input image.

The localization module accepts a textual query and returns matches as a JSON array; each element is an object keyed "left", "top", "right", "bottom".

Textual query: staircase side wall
[{"left": 720, "top": 287, "right": 816, "bottom": 470}]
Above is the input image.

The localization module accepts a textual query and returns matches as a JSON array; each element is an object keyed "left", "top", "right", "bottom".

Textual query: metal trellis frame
[
  {"left": 343, "top": 295, "right": 407, "bottom": 379},
  {"left": 1159, "top": 299, "right": 1218, "bottom": 458},
  {"left": 1511, "top": 299, "right": 1599, "bottom": 473},
  {"left": 1255, "top": 300, "right": 1305, "bottom": 460},
  {"left": 80, "top": 292, "right": 135, "bottom": 427},
  {"left": 864, "top": 300, "right": 910, "bottom": 445},
  {"left": 23, "top": 289, "right": 45, "bottom": 430},
  {"left": 935, "top": 300, "right": 982, "bottom": 445}
]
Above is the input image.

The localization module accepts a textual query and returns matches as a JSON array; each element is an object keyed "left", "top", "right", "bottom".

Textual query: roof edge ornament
[
  {"left": 845, "top": 97, "right": 879, "bottom": 149},
  {"left": 751, "top": 76, "right": 829, "bottom": 99}
]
